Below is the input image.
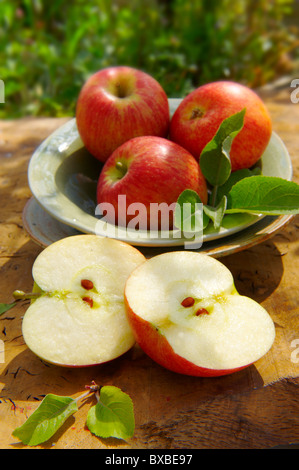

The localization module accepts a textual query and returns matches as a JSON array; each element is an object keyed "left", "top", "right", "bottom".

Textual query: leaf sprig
[
  {"left": 2, "top": 295, "right": 135, "bottom": 446},
  {"left": 12, "top": 382, "right": 135, "bottom": 446},
  {"left": 175, "top": 109, "right": 299, "bottom": 233}
]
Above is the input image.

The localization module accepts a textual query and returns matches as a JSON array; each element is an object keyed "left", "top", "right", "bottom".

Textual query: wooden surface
[{"left": 0, "top": 87, "right": 299, "bottom": 449}]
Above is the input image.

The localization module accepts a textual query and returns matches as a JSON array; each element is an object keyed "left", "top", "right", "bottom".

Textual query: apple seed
[
  {"left": 181, "top": 297, "right": 195, "bottom": 308},
  {"left": 82, "top": 296, "right": 93, "bottom": 308},
  {"left": 195, "top": 308, "right": 209, "bottom": 316},
  {"left": 81, "top": 279, "right": 94, "bottom": 290}
]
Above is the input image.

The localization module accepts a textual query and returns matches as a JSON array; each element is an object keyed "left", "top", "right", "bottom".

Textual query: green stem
[
  {"left": 13, "top": 290, "right": 42, "bottom": 301},
  {"left": 115, "top": 160, "right": 128, "bottom": 178},
  {"left": 210, "top": 185, "right": 218, "bottom": 207}
]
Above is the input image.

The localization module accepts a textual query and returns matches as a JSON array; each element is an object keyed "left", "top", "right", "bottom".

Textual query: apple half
[
  {"left": 124, "top": 252, "right": 275, "bottom": 377},
  {"left": 21, "top": 235, "right": 146, "bottom": 367}
]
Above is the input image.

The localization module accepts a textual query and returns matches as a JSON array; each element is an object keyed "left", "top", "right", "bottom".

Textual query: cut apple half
[
  {"left": 22, "top": 235, "right": 146, "bottom": 367},
  {"left": 124, "top": 251, "right": 275, "bottom": 377}
]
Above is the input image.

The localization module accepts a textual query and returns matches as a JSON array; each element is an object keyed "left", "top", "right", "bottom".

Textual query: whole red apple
[
  {"left": 96, "top": 136, "right": 208, "bottom": 230},
  {"left": 76, "top": 66, "right": 170, "bottom": 163},
  {"left": 169, "top": 81, "right": 272, "bottom": 171}
]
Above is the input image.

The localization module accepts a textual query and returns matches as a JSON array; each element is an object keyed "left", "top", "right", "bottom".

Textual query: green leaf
[
  {"left": 214, "top": 167, "right": 261, "bottom": 206},
  {"left": 200, "top": 108, "right": 246, "bottom": 187},
  {"left": 174, "top": 190, "right": 208, "bottom": 232},
  {"left": 226, "top": 176, "right": 299, "bottom": 215},
  {"left": 12, "top": 394, "right": 78, "bottom": 446},
  {"left": 0, "top": 302, "right": 17, "bottom": 316},
  {"left": 86, "top": 386, "right": 135, "bottom": 440},
  {"left": 203, "top": 196, "right": 227, "bottom": 229}
]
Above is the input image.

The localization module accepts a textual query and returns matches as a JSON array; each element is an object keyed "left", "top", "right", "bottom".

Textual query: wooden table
[{"left": 0, "top": 86, "right": 298, "bottom": 450}]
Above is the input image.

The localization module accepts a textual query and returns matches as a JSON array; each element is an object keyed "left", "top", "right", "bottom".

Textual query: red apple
[
  {"left": 124, "top": 251, "right": 275, "bottom": 377},
  {"left": 96, "top": 136, "right": 208, "bottom": 231},
  {"left": 76, "top": 66, "right": 170, "bottom": 162},
  {"left": 169, "top": 81, "right": 272, "bottom": 171}
]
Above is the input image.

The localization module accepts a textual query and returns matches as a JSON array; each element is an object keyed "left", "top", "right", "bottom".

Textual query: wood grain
[{"left": 0, "top": 88, "right": 299, "bottom": 449}]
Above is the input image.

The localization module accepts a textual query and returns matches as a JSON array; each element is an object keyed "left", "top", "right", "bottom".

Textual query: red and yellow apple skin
[
  {"left": 124, "top": 298, "right": 248, "bottom": 377},
  {"left": 169, "top": 81, "right": 272, "bottom": 172},
  {"left": 96, "top": 135, "right": 208, "bottom": 230},
  {"left": 76, "top": 66, "right": 170, "bottom": 163}
]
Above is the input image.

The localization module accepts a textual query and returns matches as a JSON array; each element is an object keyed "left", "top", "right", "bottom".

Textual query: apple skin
[
  {"left": 169, "top": 81, "right": 272, "bottom": 171},
  {"left": 96, "top": 135, "right": 208, "bottom": 230},
  {"left": 124, "top": 297, "right": 248, "bottom": 377},
  {"left": 76, "top": 66, "right": 170, "bottom": 162}
]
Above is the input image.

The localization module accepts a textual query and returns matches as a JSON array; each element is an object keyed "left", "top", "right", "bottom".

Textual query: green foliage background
[{"left": 1, "top": 0, "right": 298, "bottom": 118}]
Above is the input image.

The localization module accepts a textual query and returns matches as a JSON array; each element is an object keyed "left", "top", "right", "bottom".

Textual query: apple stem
[
  {"left": 115, "top": 160, "right": 127, "bottom": 178},
  {"left": 115, "top": 82, "right": 126, "bottom": 98},
  {"left": 13, "top": 290, "right": 42, "bottom": 301}
]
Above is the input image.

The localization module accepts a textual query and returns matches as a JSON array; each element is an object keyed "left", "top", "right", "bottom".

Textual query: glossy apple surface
[
  {"left": 76, "top": 66, "right": 170, "bottom": 162},
  {"left": 96, "top": 135, "right": 208, "bottom": 230},
  {"left": 124, "top": 251, "right": 275, "bottom": 377},
  {"left": 21, "top": 235, "right": 146, "bottom": 367},
  {"left": 169, "top": 81, "right": 272, "bottom": 171}
]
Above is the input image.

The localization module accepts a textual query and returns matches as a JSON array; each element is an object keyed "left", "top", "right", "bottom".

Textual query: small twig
[{"left": 74, "top": 381, "right": 101, "bottom": 404}]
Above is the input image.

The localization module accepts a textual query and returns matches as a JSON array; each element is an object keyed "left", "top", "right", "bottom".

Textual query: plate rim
[{"left": 22, "top": 196, "right": 295, "bottom": 258}]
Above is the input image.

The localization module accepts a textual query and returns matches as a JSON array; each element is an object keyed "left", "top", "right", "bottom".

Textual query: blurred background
[{"left": 1, "top": 0, "right": 299, "bottom": 119}]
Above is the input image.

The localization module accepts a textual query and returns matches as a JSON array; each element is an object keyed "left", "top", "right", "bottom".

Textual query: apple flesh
[
  {"left": 169, "top": 81, "right": 272, "bottom": 172},
  {"left": 76, "top": 66, "right": 170, "bottom": 163},
  {"left": 21, "top": 235, "right": 146, "bottom": 367},
  {"left": 96, "top": 135, "right": 208, "bottom": 230},
  {"left": 124, "top": 251, "right": 275, "bottom": 377}
]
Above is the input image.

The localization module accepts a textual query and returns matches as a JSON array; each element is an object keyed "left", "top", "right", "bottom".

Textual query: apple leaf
[
  {"left": 86, "top": 386, "right": 135, "bottom": 440},
  {"left": 214, "top": 167, "right": 261, "bottom": 206},
  {"left": 174, "top": 189, "right": 209, "bottom": 232},
  {"left": 12, "top": 394, "right": 78, "bottom": 446},
  {"left": 12, "top": 382, "right": 135, "bottom": 446},
  {"left": 226, "top": 176, "right": 299, "bottom": 214},
  {"left": 0, "top": 302, "right": 17, "bottom": 316},
  {"left": 203, "top": 196, "right": 227, "bottom": 230},
  {"left": 199, "top": 108, "right": 246, "bottom": 187}
]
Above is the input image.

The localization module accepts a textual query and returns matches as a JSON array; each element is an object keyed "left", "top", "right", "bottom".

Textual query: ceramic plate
[
  {"left": 23, "top": 197, "right": 294, "bottom": 258},
  {"left": 27, "top": 99, "right": 293, "bottom": 247}
]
